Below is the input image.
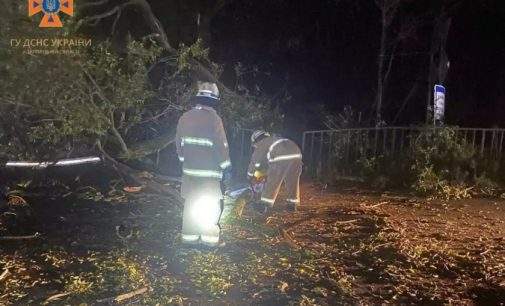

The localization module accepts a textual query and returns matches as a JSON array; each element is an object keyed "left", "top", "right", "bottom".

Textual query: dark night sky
[{"left": 204, "top": 0, "right": 505, "bottom": 132}]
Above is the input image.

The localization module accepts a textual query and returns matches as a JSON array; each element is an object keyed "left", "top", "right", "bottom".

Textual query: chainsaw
[{"left": 225, "top": 170, "right": 266, "bottom": 202}]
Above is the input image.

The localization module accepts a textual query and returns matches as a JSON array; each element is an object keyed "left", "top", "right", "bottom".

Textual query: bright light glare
[{"left": 191, "top": 196, "right": 220, "bottom": 230}]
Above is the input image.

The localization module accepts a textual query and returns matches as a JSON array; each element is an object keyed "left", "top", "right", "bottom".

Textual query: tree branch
[
  {"left": 79, "top": 0, "right": 111, "bottom": 11},
  {"left": 78, "top": 0, "right": 174, "bottom": 52},
  {"left": 110, "top": 126, "right": 129, "bottom": 154},
  {"left": 382, "top": 42, "right": 398, "bottom": 89},
  {"left": 393, "top": 80, "right": 419, "bottom": 124},
  {"left": 96, "top": 140, "right": 183, "bottom": 205},
  {"left": 0, "top": 232, "right": 41, "bottom": 240}
]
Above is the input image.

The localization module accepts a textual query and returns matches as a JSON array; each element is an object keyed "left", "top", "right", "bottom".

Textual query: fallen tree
[{"left": 0, "top": 0, "right": 275, "bottom": 199}]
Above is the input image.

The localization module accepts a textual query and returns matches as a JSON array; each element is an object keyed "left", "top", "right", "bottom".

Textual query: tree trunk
[
  {"left": 197, "top": 13, "right": 212, "bottom": 46},
  {"left": 376, "top": 11, "right": 387, "bottom": 126},
  {"left": 426, "top": 5, "right": 452, "bottom": 123}
]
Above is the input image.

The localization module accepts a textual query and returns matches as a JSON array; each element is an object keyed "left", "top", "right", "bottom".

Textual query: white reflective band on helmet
[
  {"left": 266, "top": 139, "right": 288, "bottom": 161},
  {"left": 286, "top": 199, "right": 299, "bottom": 203},
  {"left": 182, "top": 137, "right": 214, "bottom": 147},
  {"left": 201, "top": 235, "right": 219, "bottom": 244},
  {"left": 197, "top": 90, "right": 219, "bottom": 100},
  {"left": 261, "top": 197, "right": 275, "bottom": 204},
  {"left": 220, "top": 160, "right": 231, "bottom": 169},
  {"left": 251, "top": 130, "right": 270, "bottom": 143},
  {"left": 181, "top": 234, "right": 199, "bottom": 242},
  {"left": 183, "top": 168, "right": 223, "bottom": 179},
  {"left": 269, "top": 153, "right": 302, "bottom": 163}
]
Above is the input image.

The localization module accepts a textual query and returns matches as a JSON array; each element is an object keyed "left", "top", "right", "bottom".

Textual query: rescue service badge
[{"left": 28, "top": 0, "right": 74, "bottom": 28}]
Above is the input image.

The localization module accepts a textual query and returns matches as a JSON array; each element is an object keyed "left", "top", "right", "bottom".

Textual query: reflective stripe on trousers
[
  {"left": 181, "top": 196, "right": 221, "bottom": 246},
  {"left": 260, "top": 197, "right": 275, "bottom": 206},
  {"left": 201, "top": 235, "right": 219, "bottom": 245},
  {"left": 181, "top": 234, "right": 199, "bottom": 243}
]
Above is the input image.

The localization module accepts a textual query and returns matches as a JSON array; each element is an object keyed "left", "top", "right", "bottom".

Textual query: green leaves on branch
[{"left": 0, "top": 40, "right": 162, "bottom": 159}]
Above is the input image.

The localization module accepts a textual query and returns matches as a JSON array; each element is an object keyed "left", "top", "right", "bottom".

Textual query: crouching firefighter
[
  {"left": 248, "top": 130, "right": 302, "bottom": 213},
  {"left": 176, "top": 82, "right": 232, "bottom": 247}
]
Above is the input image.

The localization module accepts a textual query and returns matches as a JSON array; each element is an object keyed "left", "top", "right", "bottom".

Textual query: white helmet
[
  {"left": 196, "top": 81, "right": 220, "bottom": 100},
  {"left": 251, "top": 130, "right": 270, "bottom": 144}
]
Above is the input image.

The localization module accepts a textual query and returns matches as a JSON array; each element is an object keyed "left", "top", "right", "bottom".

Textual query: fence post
[
  {"left": 472, "top": 130, "right": 476, "bottom": 149},
  {"left": 310, "top": 132, "right": 315, "bottom": 177},
  {"left": 498, "top": 131, "right": 505, "bottom": 158},
  {"left": 480, "top": 130, "right": 486, "bottom": 156},
  {"left": 318, "top": 132, "right": 324, "bottom": 177},
  {"left": 400, "top": 129, "right": 405, "bottom": 152},
  {"left": 382, "top": 129, "right": 387, "bottom": 155},
  {"left": 373, "top": 128, "right": 378, "bottom": 156},
  {"left": 302, "top": 132, "right": 306, "bottom": 156},
  {"left": 328, "top": 131, "right": 333, "bottom": 178},
  {"left": 391, "top": 128, "right": 396, "bottom": 155},
  {"left": 491, "top": 130, "right": 497, "bottom": 156}
]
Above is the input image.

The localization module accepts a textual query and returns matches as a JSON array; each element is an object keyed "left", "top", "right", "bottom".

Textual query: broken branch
[
  {"left": 97, "top": 287, "right": 149, "bottom": 303},
  {"left": 0, "top": 232, "right": 41, "bottom": 241},
  {"left": 0, "top": 269, "right": 9, "bottom": 282},
  {"left": 334, "top": 219, "right": 359, "bottom": 225},
  {"left": 42, "top": 292, "right": 71, "bottom": 305}
]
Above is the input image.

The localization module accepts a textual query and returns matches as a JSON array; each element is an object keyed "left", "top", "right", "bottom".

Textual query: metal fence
[{"left": 302, "top": 127, "right": 505, "bottom": 179}]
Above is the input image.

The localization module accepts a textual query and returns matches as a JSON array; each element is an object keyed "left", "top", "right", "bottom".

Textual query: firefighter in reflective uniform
[
  {"left": 248, "top": 130, "right": 302, "bottom": 213},
  {"left": 176, "top": 82, "right": 232, "bottom": 247}
]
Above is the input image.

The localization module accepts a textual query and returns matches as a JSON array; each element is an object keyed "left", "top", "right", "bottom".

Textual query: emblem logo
[{"left": 28, "top": 0, "right": 74, "bottom": 28}]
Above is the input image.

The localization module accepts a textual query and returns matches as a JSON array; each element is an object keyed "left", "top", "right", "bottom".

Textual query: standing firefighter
[
  {"left": 175, "top": 82, "right": 232, "bottom": 247},
  {"left": 248, "top": 130, "right": 302, "bottom": 213}
]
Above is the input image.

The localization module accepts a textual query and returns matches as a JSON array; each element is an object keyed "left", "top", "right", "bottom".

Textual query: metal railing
[{"left": 302, "top": 127, "right": 505, "bottom": 179}]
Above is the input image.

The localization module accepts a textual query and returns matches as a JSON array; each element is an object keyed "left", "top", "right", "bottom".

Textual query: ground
[{"left": 1, "top": 182, "right": 504, "bottom": 305}]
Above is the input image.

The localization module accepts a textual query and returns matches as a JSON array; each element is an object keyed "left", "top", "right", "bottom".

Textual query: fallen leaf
[
  {"left": 279, "top": 281, "right": 289, "bottom": 293},
  {"left": 123, "top": 186, "right": 143, "bottom": 193}
]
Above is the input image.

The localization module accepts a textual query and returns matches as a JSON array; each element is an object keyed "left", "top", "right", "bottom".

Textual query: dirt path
[
  {"left": 1, "top": 183, "right": 504, "bottom": 305},
  {"left": 279, "top": 184, "right": 505, "bottom": 305}
]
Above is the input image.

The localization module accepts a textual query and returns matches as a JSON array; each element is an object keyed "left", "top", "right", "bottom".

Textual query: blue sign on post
[{"left": 434, "top": 85, "right": 446, "bottom": 124}]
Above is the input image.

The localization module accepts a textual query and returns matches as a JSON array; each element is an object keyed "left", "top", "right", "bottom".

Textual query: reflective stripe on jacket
[
  {"left": 247, "top": 136, "right": 302, "bottom": 177},
  {"left": 176, "top": 104, "right": 231, "bottom": 182}
]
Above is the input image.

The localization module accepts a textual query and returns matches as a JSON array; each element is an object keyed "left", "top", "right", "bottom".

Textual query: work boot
[
  {"left": 252, "top": 201, "right": 268, "bottom": 214},
  {"left": 200, "top": 236, "right": 220, "bottom": 248},
  {"left": 181, "top": 234, "right": 200, "bottom": 247},
  {"left": 200, "top": 224, "right": 220, "bottom": 248}
]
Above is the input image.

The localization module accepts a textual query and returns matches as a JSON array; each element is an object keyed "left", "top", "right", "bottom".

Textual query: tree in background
[
  {"left": 0, "top": 0, "right": 276, "bottom": 169},
  {"left": 374, "top": 0, "right": 401, "bottom": 126},
  {"left": 425, "top": 0, "right": 461, "bottom": 122}
]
